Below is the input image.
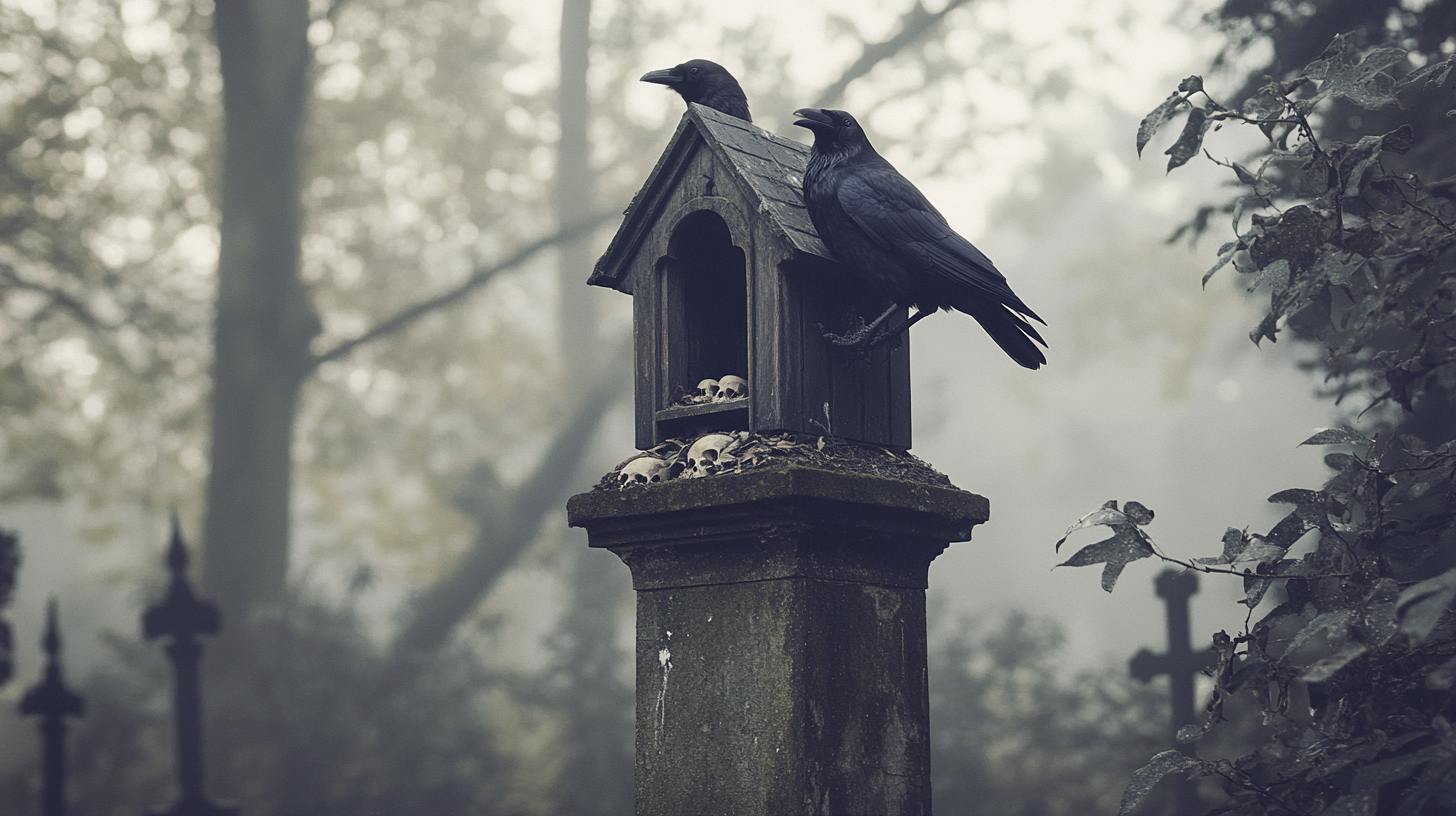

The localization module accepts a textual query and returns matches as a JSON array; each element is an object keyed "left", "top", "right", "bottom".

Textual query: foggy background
[{"left": 0, "top": 0, "right": 1340, "bottom": 812}]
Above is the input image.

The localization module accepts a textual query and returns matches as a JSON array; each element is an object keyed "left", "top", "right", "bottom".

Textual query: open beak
[
  {"left": 792, "top": 107, "right": 833, "bottom": 131},
  {"left": 640, "top": 67, "right": 682, "bottom": 87}
]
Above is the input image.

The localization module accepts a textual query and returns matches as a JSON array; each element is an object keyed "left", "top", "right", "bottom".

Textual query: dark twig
[
  {"left": 811, "top": 0, "right": 977, "bottom": 108},
  {"left": 309, "top": 209, "right": 619, "bottom": 368},
  {"left": 390, "top": 332, "right": 633, "bottom": 657},
  {"left": 0, "top": 263, "right": 123, "bottom": 332}
]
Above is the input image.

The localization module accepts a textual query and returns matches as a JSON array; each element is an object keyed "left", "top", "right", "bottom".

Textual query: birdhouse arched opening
[{"left": 657, "top": 208, "right": 749, "bottom": 438}]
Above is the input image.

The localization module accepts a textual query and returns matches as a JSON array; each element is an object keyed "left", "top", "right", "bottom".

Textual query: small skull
[
  {"left": 685, "top": 433, "right": 737, "bottom": 477},
  {"left": 618, "top": 456, "right": 670, "bottom": 486},
  {"left": 696, "top": 379, "right": 720, "bottom": 401},
  {"left": 716, "top": 374, "right": 747, "bottom": 401}
]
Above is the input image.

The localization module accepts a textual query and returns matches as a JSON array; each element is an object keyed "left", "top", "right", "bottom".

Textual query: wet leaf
[
  {"left": 1301, "top": 426, "right": 1372, "bottom": 447},
  {"left": 1380, "top": 124, "right": 1415, "bottom": 155},
  {"left": 1119, "top": 750, "right": 1199, "bottom": 815},
  {"left": 1058, "top": 525, "right": 1155, "bottom": 593},
  {"left": 1242, "top": 82, "right": 1285, "bottom": 121},
  {"left": 1300, "top": 642, "right": 1368, "bottom": 682},
  {"left": 1242, "top": 572, "right": 1274, "bottom": 608},
  {"left": 1165, "top": 106, "right": 1211, "bottom": 172},
  {"left": 1202, "top": 247, "right": 1237, "bottom": 287},
  {"left": 1401, "top": 54, "right": 1456, "bottom": 89},
  {"left": 1055, "top": 500, "right": 1126, "bottom": 551},
  {"left": 1177, "top": 722, "right": 1213, "bottom": 743},
  {"left": 1124, "top": 501, "right": 1155, "bottom": 525},
  {"left": 1220, "top": 527, "right": 1248, "bottom": 562},
  {"left": 1397, "top": 568, "right": 1456, "bottom": 643},
  {"left": 1427, "top": 657, "right": 1456, "bottom": 690},
  {"left": 1342, "top": 134, "right": 1386, "bottom": 197},
  {"left": 1232, "top": 541, "right": 1285, "bottom": 569},
  {"left": 1300, "top": 35, "right": 1406, "bottom": 109},
  {"left": 1137, "top": 90, "right": 1187, "bottom": 157},
  {"left": 1248, "top": 257, "right": 1291, "bottom": 293},
  {"left": 1287, "top": 609, "right": 1357, "bottom": 656}
]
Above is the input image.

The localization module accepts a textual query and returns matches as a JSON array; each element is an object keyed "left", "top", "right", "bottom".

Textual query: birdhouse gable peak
[{"left": 590, "top": 103, "right": 829, "bottom": 291}]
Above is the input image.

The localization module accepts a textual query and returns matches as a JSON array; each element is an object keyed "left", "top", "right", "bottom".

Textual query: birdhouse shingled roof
[{"left": 590, "top": 103, "right": 830, "bottom": 291}]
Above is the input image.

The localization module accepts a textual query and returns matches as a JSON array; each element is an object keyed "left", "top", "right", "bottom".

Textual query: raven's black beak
[
  {"left": 792, "top": 108, "right": 833, "bottom": 131},
  {"left": 640, "top": 67, "right": 682, "bottom": 87}
]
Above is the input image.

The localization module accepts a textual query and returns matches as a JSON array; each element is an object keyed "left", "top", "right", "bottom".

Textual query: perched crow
[
  {"left": 793, "top": 108, "right": 1047, "bottom": 369},
  {"left": 640, "top": 59, "right": 752, "bottom": 122}
]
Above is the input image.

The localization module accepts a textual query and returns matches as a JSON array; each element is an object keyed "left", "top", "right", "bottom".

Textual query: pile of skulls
[
  {"left": 611, "top": 431, "right": 751, "bottom": 486},
  {"left": 600, "top": 430, "right": 956, "bottom": 491},
  {"left": 674, "top": 374, "right": 747, "bottom": 406}
]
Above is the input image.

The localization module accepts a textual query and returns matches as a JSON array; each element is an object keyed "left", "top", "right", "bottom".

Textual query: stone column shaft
[{"left": 570, "top": 465, "right": 987, "bottom": 816}]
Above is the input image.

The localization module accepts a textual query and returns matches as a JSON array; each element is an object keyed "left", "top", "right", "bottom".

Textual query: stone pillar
[{"left": 568, "top": 464, "right": 987, "bottom": 816}]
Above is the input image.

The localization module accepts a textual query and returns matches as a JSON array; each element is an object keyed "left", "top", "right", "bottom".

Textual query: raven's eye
[
  {"left": 689, "top": 67, "right": 701, "bottom": 76},
  {"left": 839, "top": 117, "right": 851, "bottom": 127}
]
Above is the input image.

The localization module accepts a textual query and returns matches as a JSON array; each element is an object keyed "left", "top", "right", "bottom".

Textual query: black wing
[{"left": 836, "top": 164, "right": 1043, "bottom": 323}]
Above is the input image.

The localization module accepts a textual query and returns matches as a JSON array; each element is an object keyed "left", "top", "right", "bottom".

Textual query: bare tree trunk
[
  {"left": 390, "top": 345, "right": 628, "bottom": 656},
  {"left": 203, "top": 0, "right": 317, "bottom": 633},
  {"left": 557, "top": 0, "right": 596, "bottom": 380},
  {"left": 547, "top": 13, "right": 636, "bottom": 808}
]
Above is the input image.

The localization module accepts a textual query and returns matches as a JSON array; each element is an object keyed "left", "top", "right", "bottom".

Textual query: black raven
[
  {"left": 792, "top": 108, "right": 1047, "bottom": 369},
  {"left": 640, "top": 59, "right": 751, "bottom": 122}
]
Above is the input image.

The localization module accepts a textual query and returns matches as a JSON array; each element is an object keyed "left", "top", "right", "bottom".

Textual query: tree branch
[
  {"left": 0, "top": 262, "right": 123, "bottom": 332},
  {"left": 811, "top": 0, "right": 977, "bottom": 109},
  {"left": 390, "top": 332, "right": 632, "bottom": 656},
  {"left": 308, "top": 208, "right": 620, "bottom": 369}
]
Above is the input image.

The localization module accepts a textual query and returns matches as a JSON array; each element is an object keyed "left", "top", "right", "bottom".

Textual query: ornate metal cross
[
  {"left": 21, "top": 599, "right": 85, "bottom": 816},
  {"left": 143, "top": 517, "right": 237, "bottom": 816}
]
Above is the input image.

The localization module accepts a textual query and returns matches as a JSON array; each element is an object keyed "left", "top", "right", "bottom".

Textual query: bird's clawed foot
[
  {"left": 816, "top": 304, "right": 907, "bottom": 359},
  {"left": 815, "top": 321, "right": 902, "bottom": 361},
  {"left": 816, "top": 316, "right": 877, "bottom": 348}
]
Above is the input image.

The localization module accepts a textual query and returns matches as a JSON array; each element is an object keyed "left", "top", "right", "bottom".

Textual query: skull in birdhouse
[
  {"left": 684, "top": 433, "right": 737, "bottom": 477},
  {"left": 696, "top": 379, "right": 720, "bottom": 401},
  {"left": 618, "top": 455, "right": 670, "bottom": 486},
  {"left": 717, "top": 375, "right": 746, "bottom": 401}
]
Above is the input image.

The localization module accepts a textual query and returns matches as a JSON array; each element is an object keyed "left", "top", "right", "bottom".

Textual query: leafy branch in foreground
[
  {"left": 1059, "top": 31, "right": 1456, "bottom": 816},
  {"left": 1143, "top": 34, "right": 1456, "bottom": 414},
  {"left": 1061, "top": 430, "right": 1456, "bottom": 815}
]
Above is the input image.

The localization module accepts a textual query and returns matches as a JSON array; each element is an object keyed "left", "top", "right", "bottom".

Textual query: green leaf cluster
[
  {"left": 1141, "top": 35, "right": 1456, "bottom": 415},
  {"left": 1061, "top": 29, "right": 1456, "bottom": 816}
]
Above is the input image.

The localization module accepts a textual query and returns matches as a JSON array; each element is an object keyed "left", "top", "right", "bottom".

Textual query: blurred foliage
[
  {"left": 1, "top": 598, "right": 1195, "bottom": 815},
  {"left": 2, "top": 590, "right": 520, "bottom": 816},
  {"left": 930, "top": 609, "right": 1176, "bottom": 816},
  {"left": 1059, "top": 6, "right": 1456, "bottom": 813},
  {"left": 0, "top": 0, "right": 216, "bottom": 511},
  {"left": 520, "top": 546, "right": 634, "bottom": 816}
]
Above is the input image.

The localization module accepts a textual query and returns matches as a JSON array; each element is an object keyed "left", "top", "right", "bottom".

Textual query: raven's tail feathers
[{"left": 962, "top": 301, "right": 1048, "bottom": 370}]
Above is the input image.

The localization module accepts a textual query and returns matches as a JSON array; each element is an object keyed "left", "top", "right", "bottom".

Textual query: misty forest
[{"left": 1, "top": 0, "right": 1454, "bottom": 814}]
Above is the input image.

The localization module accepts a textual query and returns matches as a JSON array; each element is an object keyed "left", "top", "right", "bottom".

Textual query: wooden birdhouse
[{"left": 592, "top": 103, "right": 912, "bottom": 450}]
